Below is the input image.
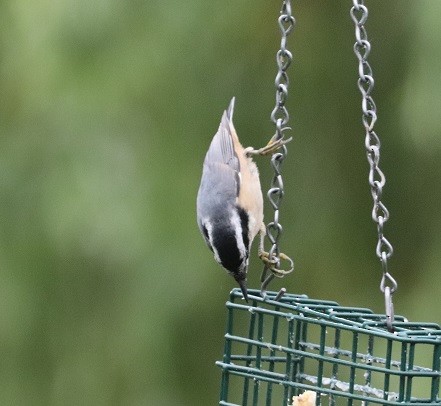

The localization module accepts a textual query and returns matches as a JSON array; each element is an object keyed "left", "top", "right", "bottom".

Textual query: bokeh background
[{"left": 1, "top": 1, "right": 440, "bottom": 405}]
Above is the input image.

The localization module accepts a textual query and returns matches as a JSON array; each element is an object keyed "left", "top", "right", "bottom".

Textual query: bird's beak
[{"left": 237, "top": 278, "right": 248, "bottom": 302}]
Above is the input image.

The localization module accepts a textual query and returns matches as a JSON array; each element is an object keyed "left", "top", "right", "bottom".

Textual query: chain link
[
  {"left": 351, "top": 0, "right": 397, "bottom": 331},
  {"left": 261, "top": 0, "right": 295, "bottom": 297}
]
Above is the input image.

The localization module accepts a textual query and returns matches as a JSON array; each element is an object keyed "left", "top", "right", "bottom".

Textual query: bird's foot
[
  {"left": 259, "top": 251, "right": 294, "bottom": 277},
  {"left": 245, "top": 132, "right": 292, "bottom": 157}
]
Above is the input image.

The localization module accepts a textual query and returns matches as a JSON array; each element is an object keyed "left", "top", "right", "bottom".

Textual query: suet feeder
[
  {"left": 215, "top": 1, "right": 441, "bottom": 405},
  {"left": 216, "top": 289, "right": 441, "bottom": 405}
]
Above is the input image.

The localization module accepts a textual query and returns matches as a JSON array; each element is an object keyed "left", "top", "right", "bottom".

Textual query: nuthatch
[{"left": 196, "top": 98, "right": 290, "bottom": 300}]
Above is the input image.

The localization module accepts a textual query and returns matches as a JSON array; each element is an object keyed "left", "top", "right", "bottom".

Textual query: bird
[{"left": 196, "top": 98, "right": 291, "bottom": 300}]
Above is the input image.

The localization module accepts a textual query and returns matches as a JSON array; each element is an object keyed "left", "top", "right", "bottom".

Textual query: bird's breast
[{"left": 236, "top": 157, "right": 264, "bottom": 241}]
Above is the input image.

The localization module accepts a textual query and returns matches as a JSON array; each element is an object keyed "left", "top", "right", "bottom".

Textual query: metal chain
[
  {"left": 261, "top": 0, "right": 295, "bottom": 298},
  {"left": 350, "top": 0, "right": 397, "bottom": 331}
]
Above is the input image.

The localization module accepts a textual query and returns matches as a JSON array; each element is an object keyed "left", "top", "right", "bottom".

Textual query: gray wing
[
  {"left": 197, "top": 162, "right": 239, "bottom": 249},
  {"left": 204, "top": 107, "right": 240, "bottom": 173},
  {"left": 197, "top": 99, "right": 240, "bottom": 225}
]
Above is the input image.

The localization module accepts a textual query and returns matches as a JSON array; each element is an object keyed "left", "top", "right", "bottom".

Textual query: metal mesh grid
[{"left": 216, "top": 289, "right": 441, "bottom": 405}]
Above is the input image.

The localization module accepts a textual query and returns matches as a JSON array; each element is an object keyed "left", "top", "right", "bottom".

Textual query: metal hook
[
  {"left": 380, "top": 252, "right": 397, "bottom": 294},
  {"left": 260, "top": 267, "right": 273, "bottom": 300},
  {"left": 260, "top": 267, "right": 286, "bottom": 301},
  {"left": 260, "top": 252, "right": 293, "bottom": 301},
  {"left": 260, "top": 0, "right": 294, "bottom": 304},
  {"left": 380, "top": 272, "right": 397, "bottom": 294},
  {"left": 351, "top": 0, "right": 399, "bottom": 334},
  {"left": 383, "top": 286, "right": 395, "bottom": 332},
  {"left": 281, "top": 0, "right": 292, "bottom": 17}
]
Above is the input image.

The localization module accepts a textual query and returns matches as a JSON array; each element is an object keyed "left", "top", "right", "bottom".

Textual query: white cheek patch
[
  {"left": 204, "top": 220, "right": 222, "bottom": 264},
  {"left": 230, "top": 209, "right": 247, "bottom": 260}
]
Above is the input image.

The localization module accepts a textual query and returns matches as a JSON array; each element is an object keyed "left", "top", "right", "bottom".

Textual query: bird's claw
[
  {"left": 259, "top": 251, "right": 294, "bottom": 278},
  {"left": 245, "top": 135, "right": 293, "bottom": 157},
  {"left": 259, "top": 250, "right": 278, "bottom": 266}
]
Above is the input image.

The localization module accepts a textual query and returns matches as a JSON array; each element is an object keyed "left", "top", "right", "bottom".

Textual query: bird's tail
[{"left": 226, "top": 97, "right": 235, "bottom": 122}]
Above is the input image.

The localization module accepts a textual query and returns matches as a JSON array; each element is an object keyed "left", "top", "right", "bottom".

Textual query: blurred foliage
[{"left": 0, "top": 1, "right": 440, "bottom": 405}]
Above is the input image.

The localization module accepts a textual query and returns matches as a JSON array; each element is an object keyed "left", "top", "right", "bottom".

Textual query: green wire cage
[
  {"left": 214, "top": 1, "right": 441, "bottom": 405},
  {"left": 216, "top": 289, "right": 441, "bottom": 405}
]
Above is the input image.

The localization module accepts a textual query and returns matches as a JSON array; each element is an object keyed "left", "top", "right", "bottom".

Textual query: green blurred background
[{"left": 1, "top": 1, "right": 440, "bottom": 404}]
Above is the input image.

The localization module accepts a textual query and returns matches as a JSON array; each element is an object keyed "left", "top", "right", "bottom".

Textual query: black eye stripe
[
  {"left": 202, "top": 224, "right": 209, "bottom": 241},
  {"left": 237, "top": 207, "right": 250, "bottom": 251},
  {"left": 212, "top": 229, "right": 242, "bottom": 272},
  {"left": 201, "top": 223, "right": 214, "bottom": 252}
]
